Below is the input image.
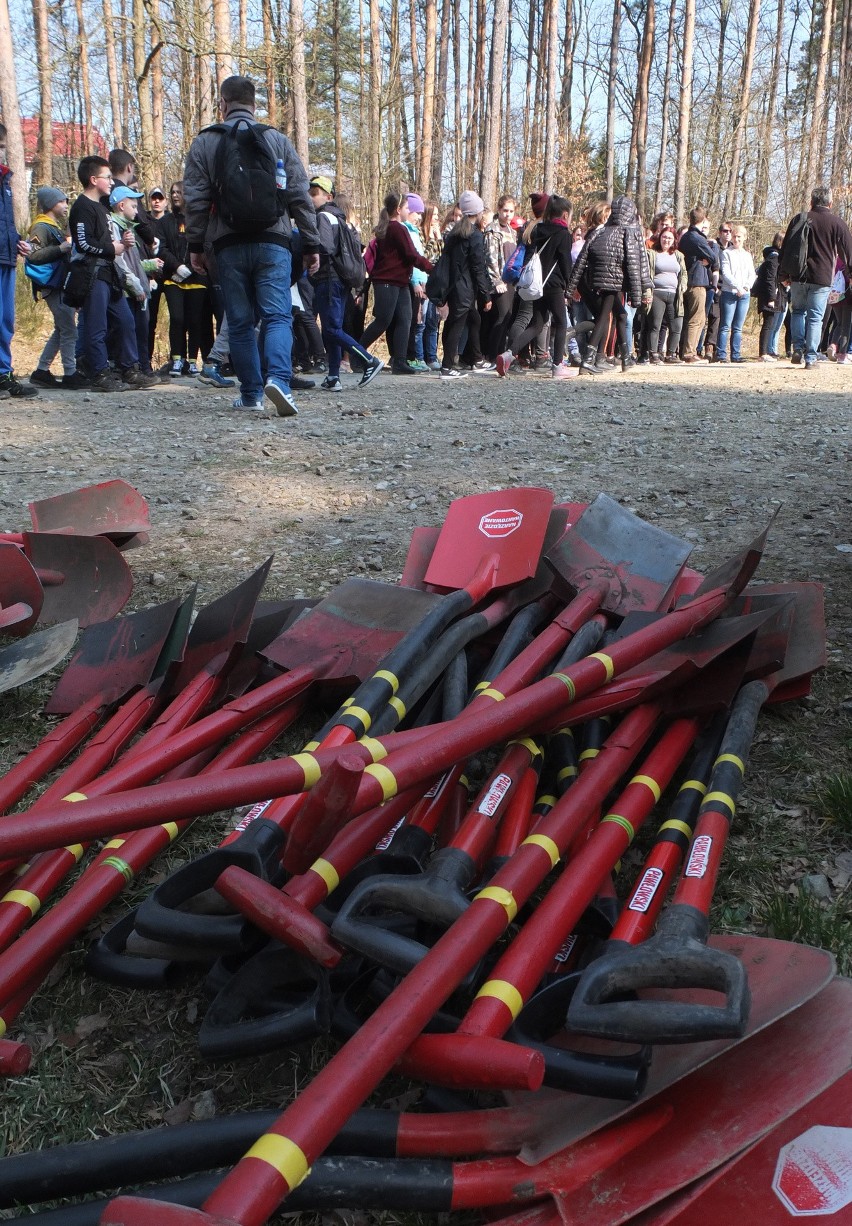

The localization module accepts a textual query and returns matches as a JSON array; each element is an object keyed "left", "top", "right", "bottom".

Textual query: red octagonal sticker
[
  {"left": 773, "top": 1126, "right": 852, "bottom": 1215},
  {"left": 479, "top": 508, "right": 524, "bottom": 538}
]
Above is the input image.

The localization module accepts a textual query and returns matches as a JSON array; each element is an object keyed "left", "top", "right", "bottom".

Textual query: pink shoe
[
  {"left": 496, "top": 350, "right": 513, "bottom": 377},
  {"left": 838, "top": 353, "right": 848, "bottom": 364},
  {"left": 552, "top": 362, "right": 577, "bottom": 379}
]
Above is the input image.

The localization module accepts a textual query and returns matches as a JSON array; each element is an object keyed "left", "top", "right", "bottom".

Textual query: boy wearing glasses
[{"left": 68, "top": 155, "right": 158, "bottom": 392}]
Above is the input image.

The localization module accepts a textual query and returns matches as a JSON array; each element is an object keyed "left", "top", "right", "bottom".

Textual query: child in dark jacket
[
  {"left": 753, "top": 233, "right": 787, "bottom": 360},
  {"left": 440, "top": 190, "right": 493, "bottom": 378},
  {"left": 27, "top": 186, "right": 87, "bottom": 388}
]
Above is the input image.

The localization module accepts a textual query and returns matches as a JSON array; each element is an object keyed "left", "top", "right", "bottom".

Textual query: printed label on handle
[
  {"left": 628, "top": 866, "right": 665, "bottom": 912},
  {"left": 477, "top": 773, "right": 513, "bottom": 817},
  {"left": 684, "top": 834, "right": 713, "bottom": 878}
]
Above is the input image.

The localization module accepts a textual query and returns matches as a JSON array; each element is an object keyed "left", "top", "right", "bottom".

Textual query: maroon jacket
[{"left": 370, "top": 219, "right": 433, "bottom": 286}]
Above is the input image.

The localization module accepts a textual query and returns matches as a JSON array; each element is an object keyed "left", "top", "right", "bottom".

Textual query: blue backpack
[
  {"left": 25, "top": 258, "right": 65, "bottom": 289},
  {"left": 502, "top": 243, "right": 526, "bottom": 285}
]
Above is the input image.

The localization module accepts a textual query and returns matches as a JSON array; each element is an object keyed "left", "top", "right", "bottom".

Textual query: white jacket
[{"left": 720, "top": 246, "right": 756, "bottom": 295}]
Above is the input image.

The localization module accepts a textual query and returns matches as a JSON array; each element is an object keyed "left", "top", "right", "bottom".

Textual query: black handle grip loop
[
  {"left": 133, "top": 819, "right": 287, "bottom": 953},
  {"left": 567, "top": 907, "right": 752, "bottom": 1043},
  {"left": 84, "top": 907, "right": 198, "bottom": 989},
  {"left": 508, "top": 975, "right": 650, "bottom": 1099},
  {"left": 198, "top": 943, "right": 332, "bottom": 1059},
  {"left": 325, "top": 824, "right": 436, "bottom": 913},
  {"left": 331, "top": 847, "right": 475, "bottom": 977}
]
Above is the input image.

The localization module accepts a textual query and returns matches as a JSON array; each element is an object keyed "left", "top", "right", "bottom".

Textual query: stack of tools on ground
[
  {"left": 0, "top": 480, "right": 150, "bottom": 694},
  {"left": 0, "top": 488, "right": 847, "bottom": 1226}
]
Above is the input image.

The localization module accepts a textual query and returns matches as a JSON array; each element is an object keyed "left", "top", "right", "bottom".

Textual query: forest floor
[{"left": 0, "top": 339, "right": 851, "bottom": 1222}]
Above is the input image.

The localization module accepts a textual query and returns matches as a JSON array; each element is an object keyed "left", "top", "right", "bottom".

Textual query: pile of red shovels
[
  {"left": 0, "top": 480, "right": 149, "bottom": 694},
  {"left": 0, "top": 487, "right": 847, "bottom": 1226}
]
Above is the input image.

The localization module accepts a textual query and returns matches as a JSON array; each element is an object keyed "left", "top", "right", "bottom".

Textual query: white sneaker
[
  {"left": 264, "top": 379, "right": 298, "bottom": 417},
  {"left": 761, "top": 354, "right": 778, "bottom": 362},
  {"left": 169, "top": 358, "right": 183, "bottom": 378},
  {"left": 231, "top": 395, "right": 265, "bottom": 412}
]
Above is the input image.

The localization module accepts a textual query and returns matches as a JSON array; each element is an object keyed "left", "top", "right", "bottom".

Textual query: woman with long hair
[
  {"left": 495, "top": 194, "right": 575, "bottom": 380},
  {"left": 359, "top": 192, "right": 434, "bottom": 376},
  {"left": 645, "top": 226, "right": 687, "bottom": 363},
  {"left": 716, "top": 224, "right": 756, "bottom": 363},
  {"left": 439, "top": 190, "right": 492, "bottom": 379},
  {"left": 159, "top": 180, "right": 214, "bottom": 376},
  {"left": 420, "top": 202, "right": 444, "bottom": 370}
]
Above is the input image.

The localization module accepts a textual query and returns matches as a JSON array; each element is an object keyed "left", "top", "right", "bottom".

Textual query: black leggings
[
  {"left": 484, "top": 287, "right": 516, "bottom": 360},
  {"left": 443, "top": 300, "right": 483, "bottom": 368},
  {"left": 164, "top": 284, "right": 214, "bottom": 363},
  {"left": 586, "top": 291, "right": 627, "bottom": 353},
  {"left": 509, "top": 287, "right": 568, "bottom": 364},
  {"left": 647, "top": 290, "right": 684, "bottom": 356},
  {"left": 361, "top": 282, "right": 412, "bottom": 366}
]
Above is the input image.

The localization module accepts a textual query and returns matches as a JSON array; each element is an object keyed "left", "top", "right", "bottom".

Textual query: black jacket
[
  {"left": 567, "top": 196, "right": 650, "bottom": 306},
  {"left": 526, "top": 220, "right": 574, "bottom": 293},
  {"left": 753, "top": 246, "right": 781, "bottom": 310},
  {"left": 310, "top": 200, "right": 349, "bottom": 284},
  {"left": 678, "top": 226, "right": 719, "bottom": 289},
  {"left": 444, "top": 226, "right": 491, "bottom": 309}
]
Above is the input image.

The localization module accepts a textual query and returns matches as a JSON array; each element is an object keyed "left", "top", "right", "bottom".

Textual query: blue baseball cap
[{"left": 109, "top": 184, "right": 144, "bottom": 206}]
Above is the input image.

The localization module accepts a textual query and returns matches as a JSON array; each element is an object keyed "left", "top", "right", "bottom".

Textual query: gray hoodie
[{"left": 182, "top": 108, "right": 320, "bottom": 256}]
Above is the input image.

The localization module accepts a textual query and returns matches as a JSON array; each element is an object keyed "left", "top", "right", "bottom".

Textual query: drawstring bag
[{"left": 517, "top": 238, "right": 555, "bottom": 301}]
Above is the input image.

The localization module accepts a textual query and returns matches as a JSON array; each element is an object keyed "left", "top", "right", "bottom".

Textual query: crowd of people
[{"left": 2, "top": 81, "right": 852, "bottom": 411}]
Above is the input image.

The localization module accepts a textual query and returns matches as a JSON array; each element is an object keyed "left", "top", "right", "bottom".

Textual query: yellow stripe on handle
[
  {"left": 104, "top": 839, "right": 125, "bottom": 850},
  {"left": 291, "top": 753, "right": 322, "bottom": 788},
  {"left": 632, "top": 774, "right": 662, "bottom": 802},
  {"left": 359, "top": 736, "right": 388, "bottom": 762},
  {"left": 373, "top": 669, "right": 400, "bottom": 694},
  {"left": 679, "top": 778, "right": 707, "bottom": 795},
  {"left": 475, "top": 979, "right": 524, "bottom": 1020},
  {"left": 660, "top": 818, "right": 694, "bottom": 838},
  {"left": 521, "top": 833, "right": 560, "bottom": 868},
  {"left": 161, "top": 822, "right": 180, "bottom": 842},
  {"left": 0, "top": 1018, "right": 6, "bottom": 1037},
  {"left": 473, "top": 886, "right": 518, "bottom": 922},
  {"left": 364, "top": 763, "right": 398, "bottom": 801},
  {"left": 303, "top": 740, "right": 320, "bottom": 752},
  {"left": 2, "top": 890, "right": 40, "bottom": 916},
  {"left": 557, "top": 765, "right": 577, "bottom": 782},
  {"left": 715, "top": 753, "right": 745, "bottom": 773},
  {"left": 704, "top": 791, "right": 736, "bottom": 815},
  {"left": 344, "top": 705, "right": 372, "bottom": 731},
  {"left": 64, "top": 844, "right": 85, "bottom": 861},
  {"left": 579, "top": 748, "right": 600, "bottom": 761},
  {"left": 590, "top": 651, "right": 615, "bottom": 681},
  {"left": 388, "top": 696, "right": 407, "bottom": 721},
  {"left": 310, "top": 858, "right": 340, "bottom": 894},
  {"left": 245, "top": 1133, "right": 311, "bottom": 1189},
  {"left": 62, "top": 791, "right": 88, "bottom": 802},
  {"left": 510, "top": 737, "right": 542, "bottom": 757},
  {"left": 478, "top": 687, "right": 506, "bottom": 702}
]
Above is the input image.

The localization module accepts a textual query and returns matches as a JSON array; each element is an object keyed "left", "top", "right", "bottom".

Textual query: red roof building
[{"left": 21, "top": 118, "right": 109, "bottom": 164}]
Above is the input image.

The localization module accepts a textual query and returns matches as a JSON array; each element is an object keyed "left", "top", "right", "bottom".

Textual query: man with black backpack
[
  {"left": 780, "top": 186, "right": 852, "bottom": 370},
  {"left": 183, "top": 75, "right": 321, "bottom": 416},
  {"left": 308, "top": 176, "right": 379, "bottom": 391}
]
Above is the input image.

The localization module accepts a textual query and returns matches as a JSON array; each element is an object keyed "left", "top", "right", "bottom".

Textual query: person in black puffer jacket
[
  {"left": 566, "top": 194, "right": 652, "bottom": 373},
  {"left": 496, "top": 194, "right": 575, "bottom": 379},
  {"left": 439, "top": 190, "right": 493, "bottom": 378},
  {"left": 753, "top": 233, "right": 786, "bottom": 360}
]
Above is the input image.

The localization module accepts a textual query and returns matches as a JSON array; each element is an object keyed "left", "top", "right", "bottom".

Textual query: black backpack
[
  {"left": 780, "top": 211, "right": 810, "bottom": 281},
  {"left": 425, "top": 248, "right": 454, "bottom": 305},
  {"left": 333, "top": 221, "right": 367, "bottom": 289},
  {"left": 208, "top": 120, "right": 285, "bottom": 233}
]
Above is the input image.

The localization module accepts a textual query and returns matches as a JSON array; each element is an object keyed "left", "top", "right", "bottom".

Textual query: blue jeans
[
  {"left": 313, "top": 278, "right": 370, "bottom": 378},
  {"left": 790, "top": 282, "right": 831, "bottom": 363},
  {"left": 423, "top": 301, "right": 439, "bottom": 364},
  {"left": 624, "top": 303, "right": 637, "bottom": 354},
  {"left": 82, "top": 278, "right": 138, "bottom": 374},
  {"left": 717, "top": 290, "right": 750, "bottom": 361},
  {"left": 216, "top": 242, "right": 293, "bottom": 398},
  {"left": 767, "top": 305, "right": 787, "bottom": 356},
  {"left": 0, "top": 264, "right": 15, "bottom": 375}
]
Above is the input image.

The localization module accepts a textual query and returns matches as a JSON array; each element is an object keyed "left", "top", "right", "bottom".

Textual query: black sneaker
[
  {"left": 291, "top": 374, "right": 317, "bottom": 391},
  {"left": 391, "top": 363, "right": 417, "bottom": 375},
  {"left": 310, "top": 358, "right": 328, "bottom": 374},
  {"left": 0, "top": 372, "right": 37, "bottom": 398},
  {"left": 358, "top": 358, "right": 384, "bottom": 387},
  {"left": 121, "top": 365, "right": 160, "bottom": 390},
  {"left": 61, "top": 372, "right": 90, "bottom": 389},
  {"left": 89, "top": 369, "right": 124, "bottom": 393},
  {"left": 320, "top": 375, "right": 343, "bottom": 391},
  {"left": 791, "top": 351, "right": 803, "bottom": 365},
  {"left": 439, "top": 367, "right": 469, "bottom": 379},
  {"left": 30, "top": 368, "right": 59, "bottom": 387}
]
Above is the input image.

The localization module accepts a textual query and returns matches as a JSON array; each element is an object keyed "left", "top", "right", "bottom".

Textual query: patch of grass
[
  {"left": 813, "top": 771, "right": 852, "bottom": 835},
  {"left": 757, "top": 884, "right": 852, "bottom": 975}
]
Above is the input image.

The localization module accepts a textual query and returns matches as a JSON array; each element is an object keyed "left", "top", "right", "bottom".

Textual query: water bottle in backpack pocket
[{"left": 209, "top": 120, "right": 287, "bottom": 232}]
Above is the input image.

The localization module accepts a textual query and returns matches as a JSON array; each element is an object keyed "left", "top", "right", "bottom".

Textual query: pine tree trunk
[
  {"left": 521, "top": 0, "right": 536, "bottom": 197},
  {"left": 419, "top": 0, "right": 437, "bottom": 191},
  {"left": 605, "top": 0, "right": 622, "bottom": 199},
  {"left": 290, "top": 0, "right": 310, "bottom": 165},
  {"left": 542, "top": 0, "right": 559, "bottom": 191},
  {"left": 832, "top": 0, "right": 851, "bottom": 188},
  {"left": 804, "top": 0, "right": 834, "bottom": 190},
  {"left": 149, "top": 0, "right": 165, "bottom": 167},
  {"left": 74, "top": 0, "right": 94, "bottom": 153},
  {"left": 634, "top": 0, "right": 655, "bottom": 215},
  {"left": 503, "top": 0, "right": 513, "bottom": 186},
  {"left": 452, "top": 0, "right": 463, "bottom": 192},
  {"left": 332, "top": 0, "right": 343, "bottom": 185},
  {"left": 409, "top": 0, "right": 421, "bottom": 168},
  {"left": 560, "top": 0, "right": 574, "bottom": 132},
  {"left": 673, "top": 0, "right": 695, "bottom": 224},
  {"left": 32, "top": 0, "right": 54, "bottom": 185},
  {"left": 212, "top": 0, "right": 232, "bottom": 82},
  {"left": 369, "top": 0, "right": 382, "bottom": 217},
  {"left": 238, "top": 0, "right": 247, "bottom": 66},
  {"left": 102, "top": 3, "right": 123, "bottom": 147},
  {"left": 706, "top": 0, "right": 731, "bottom": 210},
  {"left": 652, "top": 0, "right": 676, "bottom": 213},
  {"left": 752, "top": 0, "right": 784, "bottom": 217},
  {"left": 431, "top": 0, "right": 450, "bottom": 195},
  {"left": 133, "top": 0, "right": 156, "bottom": 175},
  {"left": 262, "top": 0, "right": 278, "bottom": 125},
  {"left": 0, "top": 0, "right": 27, "bottom": 226},
  {"left": 723, "top": 0, "right": 759, "bottom": 216},
  {"left": 480, "top": 0, "right": 508, "bottom": 204}
]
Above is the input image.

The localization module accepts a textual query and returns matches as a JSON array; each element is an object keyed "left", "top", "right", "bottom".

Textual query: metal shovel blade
[
  {"left": 44, "top": 597, "right": 185, "bottom": 714},
  {"left": 0, "top": 619, "right": 79, "bottom": 695},
  {"left": 545, "top": 493, "right": 693, "bottom": 615},
  {"left": 424, "top": 487, "right": 554, "bottom": 592},
  {"left": 513, "top": 936, "right": 836, "bottom": 1164},
  {"left": 28, "top": 479, "right": 150, "bottom": 547},
  {"left": 22, "top": 532, "right": 133, "bottom": 628},
  {"left": 0, "top": 543, "right": 43, "bottom": 636},
  {"left": 261, "top": 577, "right": 443, "bottom": 688}
]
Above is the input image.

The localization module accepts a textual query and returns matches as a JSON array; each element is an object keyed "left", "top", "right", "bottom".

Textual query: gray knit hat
[
  {"left": 37, "top": 186, "right": 67, "bottom": 212},
  {"left": 458, "top": 190, "right": 485, "bottom": 217}
]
